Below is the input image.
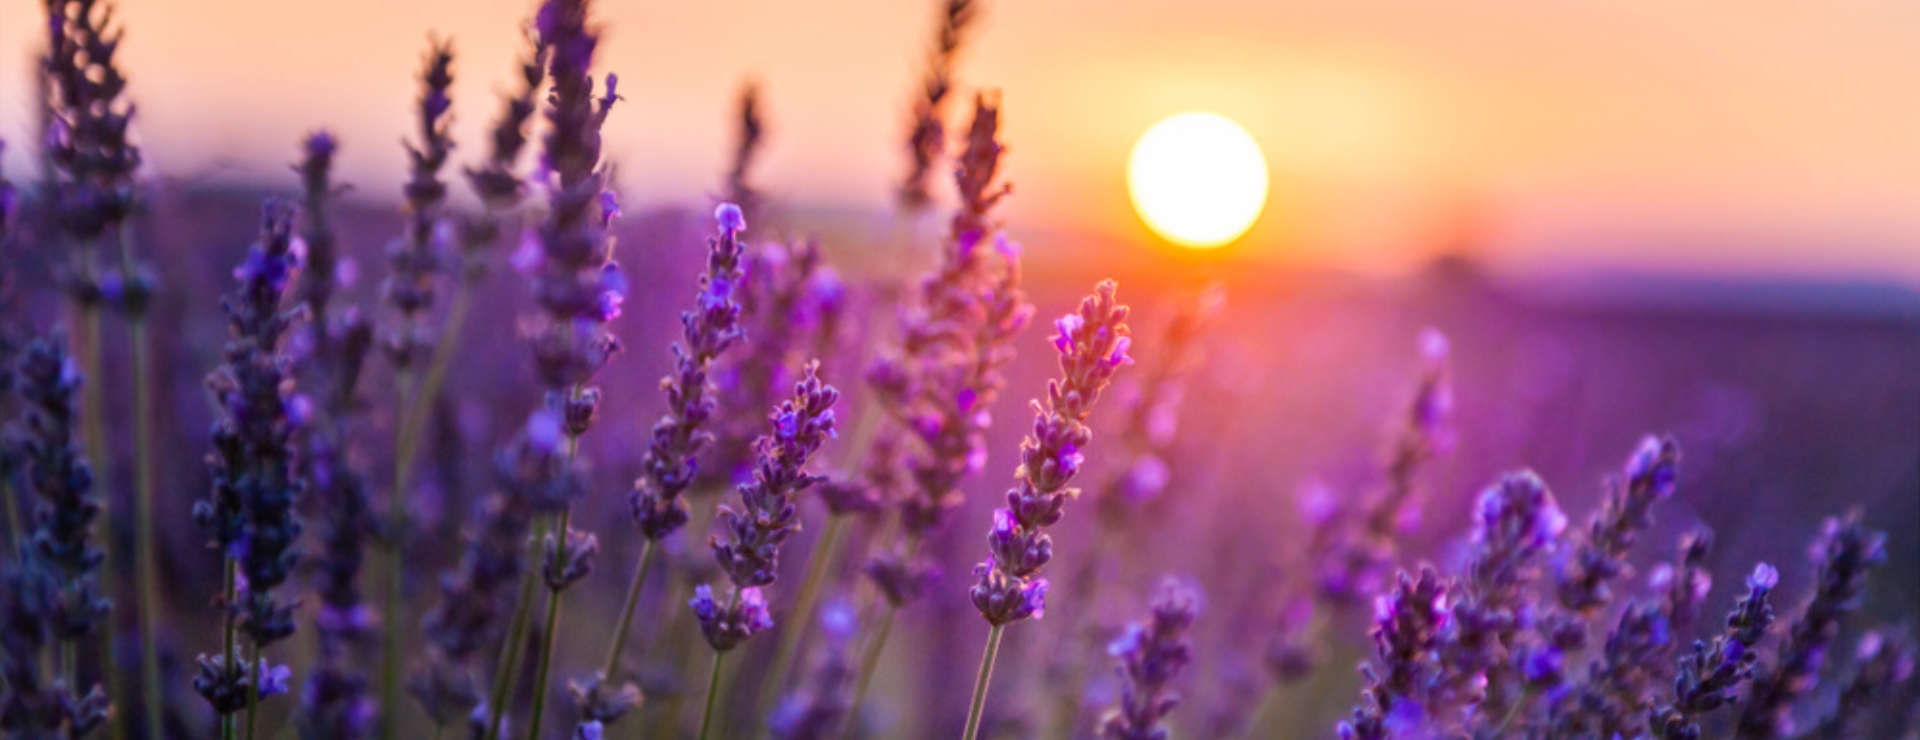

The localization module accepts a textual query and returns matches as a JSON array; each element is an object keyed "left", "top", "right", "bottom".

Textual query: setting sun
[{"left": 1127, "top": 112, "right": 1269, "bottom": 249}]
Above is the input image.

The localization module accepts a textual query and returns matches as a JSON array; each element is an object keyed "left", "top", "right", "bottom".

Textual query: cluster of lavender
[
  {"left": 42, "top": 0, "right": 142, "bottom": 259},
  {"left": 1326, "top": 434, "right": 1907, "bottom": 740},
  {"left": 191, "top": 202, "right": 306, "bottom": 731},
  {"left": 865, "top": 95, "right": 1031, "bottom": 609}
]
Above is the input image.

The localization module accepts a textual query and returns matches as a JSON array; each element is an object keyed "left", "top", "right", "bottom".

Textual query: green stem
[
  {"left": 840, "top": 603, "right": 897, "bottom": 740},
  {"left": 697, "top": 648, "right": 728, "bottom": 740},
  {"left": 483, "top": 515, "right": 551, "bottom": 740},
  {"left": 1235, "top": 685, "right": 1281, "bottom": 740},
  {"left": 1, "top": 479, "right": 21, "bottom": 548},
  {"left": 129, "top": 316, "right": 165, "bottom": 740},
  {"left": 380, "top": 368, "right": 416, "bottom": 740},
  {"left": 221, "top": 557, "right": 239, "bottom": 740},
  {"left": 75, "top": 255, "right": 123, "bottom": 740},
  {"left": 758, "top": 514, "right": 849, "bottom": 713},
  {"left": 960, "top": 624, "right": 1006, "bottom": 740},
  {"left": 525, "top": 509, "right": 572, "bottom": 740},
  {"left": 602, "top": 539, "right": 659, "bottom": 680}
]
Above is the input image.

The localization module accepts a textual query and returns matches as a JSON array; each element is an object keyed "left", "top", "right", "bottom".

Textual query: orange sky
[{"left": 4, "top": 0, "right": 1918, "bottom": 281}]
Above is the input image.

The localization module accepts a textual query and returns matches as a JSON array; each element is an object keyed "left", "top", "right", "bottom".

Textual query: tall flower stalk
[
  {"left": 191, "top": 202, "right": 305, "bottom": 740},
  {"left": 293, "top": 132, "right": 379, "bottom": 740},
  {"left": 43, "top": 2, "right": 152, "bottom": 734},
  {"left": 578, "top": 203, "right": 747, "bottom": 733},
  {"left": 378, "top": 42, "right": 455, "bottom": 738},
  {"left": 498, "top": 0, "right": 624, "bottom": 736},
  {"left": 692, "top": 364, "right": 840, "bottom": 740},
  {"left": 898, "top": 0, "right": 979, "bottom": 210},
  {"left": 852, "top": 94, "right": 1030, "bottom": 723},
  {"left": 963, "top": 280, "right": 1133, "bottom": 740}
]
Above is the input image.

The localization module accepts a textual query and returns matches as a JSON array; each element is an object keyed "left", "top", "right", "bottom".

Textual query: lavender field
[{"left": 1, "top": 1, "right": 1916, "bottom": 739}]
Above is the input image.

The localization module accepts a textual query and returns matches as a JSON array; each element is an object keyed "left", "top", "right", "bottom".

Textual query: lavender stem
[
  {"left": 482, "top": 515, "right": 552, "bottom": 740},
  {"left": 759, "top": 512, "right": 851, "bottom": 721},
  {"left": 603, "top": 538, "right": 659, "bottom": 679},
  {"left": 961, "top": 624, "right": 1007, "bottom": 740},
  {"left": 527, "top": 508, "right": 573, "bottom": 738},
  {"left": 698, "top": 590, "right": 741, "bottom": 740}
]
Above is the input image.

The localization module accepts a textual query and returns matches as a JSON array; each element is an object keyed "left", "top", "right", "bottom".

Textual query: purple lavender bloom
[
  {"left": 1, "top": 548, "right": 106, "bottom": 736},
  {"left": 290, "top": 131, "right": 380, "bottom": 740},
  {"left": 1555, "top": 530, "right": 1716, "bottom": 739},
  {"left": 708, "top": 363, "right": 840, "bottom": 590},
  {"left": 1556, "top": 435, "right": 1681, "bottom": 615},
  {"left": 690, "top": 584, "right": 775, "bottom": 653},
  {"left": 711, "top": 236, "right": 837, "bottom": 489},
  {"left": 467, "top": 32, "right": 546, "bottom": 210},
  {"left": 1340, "top": 568, "right": 1452, "bottom": 740},
  {"left": 382, "top": 40, "right": 456, "bottom": 369},
  {"left": 194, "top": 201, "right": 307, "bottom": 660},
  {"left": 526, "top": 0, "right": 623, "bottom": 398},
  {"left": 866, "top": 97, "right": 1031, "bottom": 609},
  {"left": 970, "top": 281, "right": 1131, "bottom": 626},
  {"left": 1440, "top": 472, "right": 1565, "bottom": 723},
  {"left": 13, "top": 337, "right": 109, "bottom": 642},
  {"left": 42, "top": 0, "right": 142, "bottom": 250},
  {"left": 1648, "top": 561, "right": 1779, "bottom": 740},
  {"left": 1738, "top": 512, "right": 1888, "bottom": 739},
  {"left": 1097, "top": 579, "right": 1201, "bottom": 740},
  {"left": 630, "top": 204, "right": 747, "bottom": 539}
]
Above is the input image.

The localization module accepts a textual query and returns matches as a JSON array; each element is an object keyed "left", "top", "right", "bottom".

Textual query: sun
[{"left": 1127, "top": 112, "right": 1269, "bottom": 249}]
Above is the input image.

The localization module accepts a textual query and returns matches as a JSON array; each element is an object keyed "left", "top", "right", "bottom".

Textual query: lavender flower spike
[
  {"left": 631, "top": 203, "right": 748, "bottom": 539},
  {"left": 1738, "top": 512, "right": 1888, "bottom": 739},
  {"left": 1556, "top": 435, "right": 1680, "bottom": 615},
  {"left": 970, "top": 280, "right": 1132, "bottom": 626},
  {"left": 1648, "top": 562, "right": 1779, "bottom": 740},
  {"left": 706, "top": 361, "right": 841, "bottom": 599},
  {"left": 1098, "top": 579, "right": 1201, "bottom": 740},
  {"left": 193, "top": 200, "right": 307, "bottom": 718}
]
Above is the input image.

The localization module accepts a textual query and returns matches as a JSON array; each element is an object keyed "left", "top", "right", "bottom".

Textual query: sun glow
[{"left": 1127, "top": 112, "right": 1269, "bottom": 249}]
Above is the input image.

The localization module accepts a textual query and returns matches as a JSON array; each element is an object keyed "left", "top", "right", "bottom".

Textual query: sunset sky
[{"left": 3, "top": 0, "right": 1918, "bottom": 281}]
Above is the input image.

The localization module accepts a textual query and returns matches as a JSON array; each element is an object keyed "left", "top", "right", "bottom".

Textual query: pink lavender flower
[
  {"left": 969, "top": 280, "right": 1131, "bottom": 626},
  {"left": 1097, "top": 579, "right": 1201, "bottom": 740},
  {"left": 630, "top": 204, "right": 748, "bottom": 539}
]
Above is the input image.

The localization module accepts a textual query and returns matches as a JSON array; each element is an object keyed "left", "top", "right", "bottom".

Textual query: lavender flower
[
  {"left": 42, "top": 0, "right": 141, "bottom": 249},
  {"left": 193, "top": 200, "right": 307, "bottom": 716},
  {"left": 2, "top": 547, "right": 107, "bottom": 737},
  {"left": 1095, "top": 282, "right": 1223, "bottom": 522},
  {"left": 1555, "top": 530, "right": 1716, "bottom": 739},
  {"left": 711, "top": 237, "right": 836, "bottom": 488},
  {"left": 691, "top": 584, "right": 775, "bottom": 653},
  {"left": 1738, "top": 512, "right": 1888, "bottom": 739},
  {"left": 1097, "top": 579, "right": 1201, "bottom": 740},
  {"left": 898, "top": 0, "right": 979, "bottom": 210},
  {"left": 1812, "top": 631, "right": 1916, "bottom": 740},
  {"left": 1648, "top": 562, "right": 1779, "bottom": 740},
  {"left": 969, "top": 280, "right": 1131, "bottom": 626},
  {"left": 1445, "top": 471, "right": 1565, "bottom": 721},
  {"left": 630, "top": 203, "right": 748, "bottom": 539},
  {"left": 466, "top": 31, "right": 546, "bottom": 212},
  {"left": 1340, "top": 568, "right": 1452, "bottom": 740},
  {"left": 292, "top": 132, "right": 379, "bottom": 740},
  {"left": 14, "top": 337, "right": 109, "bottom": 642},
  {"left": 1556, "top": 435, "right": 1680, "bottom": 615},
  {"left": 706, "top": 362, "right": 840, "bottom": 599},
  {"left": 382, "top": 40, "right": 455, "bottom": 370}
]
